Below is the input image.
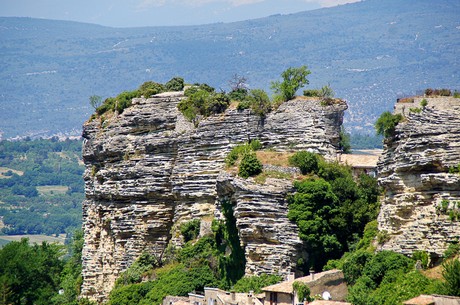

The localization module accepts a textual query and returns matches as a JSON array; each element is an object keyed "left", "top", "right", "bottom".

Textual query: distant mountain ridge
[{"left": 0, "top": 0, "right": 459, "bottom": 139}]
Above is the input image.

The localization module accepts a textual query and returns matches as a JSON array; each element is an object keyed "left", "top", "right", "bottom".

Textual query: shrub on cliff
[
  {"left": 339, "top": 126, "right": 352, "bottom": 153},
  {"left": 271, "top": 66, "right": 311, "bottom": 101},
  {"left": 425, "top": 88, "right": 452, "bottom": 96},
  {"left": 345, "top": 250, "right": 447, "bottom": 305},
  {"left": 138, "top": 81, "right": 165, "bottom": 97},
  {"left": 303, "top": 89, "right": 320, "bottom": 97},
  {"left": 237, "top": 89, "right": 272, "bottom": 118},
  {"left": 97, "top": 90, "right": 139, "bottom": 115},
  {"left": 238, "top": 153, "right": 263, "bottom": 178},
  {"left": 180, "top": 219, "right": 201, "bottom": 242},
  {"left": 178, "top": 86, "right": 230, "bottom": 122},
  {"left": 375, "top": 111, "right": 403, "bottom": 138},
  {"left": 165, "top": 77, "right": 184, "bottom": 91},
  {"left": 225, "top": 140, "right": 262, "bottom": 167},
  {"left": 96, "top": 78, "right": 187, "bottom": 116},
  {"left": 288, "top": 151, "right": 320, "bottom": 174},
  {"left": 228, "top": 88, "right": 248, "bottom": 101}
]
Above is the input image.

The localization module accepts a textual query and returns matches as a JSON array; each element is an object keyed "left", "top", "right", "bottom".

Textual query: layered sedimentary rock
[
  {"left": 377, "top": 97, "right": 460, "bottom": 257},
  {"left": 217, "top": 173, "right": 305, "bottom": 277},
  {"left": 80, "top": 92, "right": 346, "bottom": 301}
]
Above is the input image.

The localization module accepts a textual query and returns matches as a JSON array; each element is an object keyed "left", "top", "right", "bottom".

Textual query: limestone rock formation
[
  {"left": 377, "top": 96, "right": 460, "bottom": 258},
  {"left": 217, "top": 173, "right": 305, "bottom": 277},
  {"left": 80, "top": 92, "right": 346, "bottom": 301}
]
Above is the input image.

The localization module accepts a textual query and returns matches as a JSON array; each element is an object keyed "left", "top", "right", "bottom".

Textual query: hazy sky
[{"left": 1, "top": 0, "right": 361, "bottom": 27}]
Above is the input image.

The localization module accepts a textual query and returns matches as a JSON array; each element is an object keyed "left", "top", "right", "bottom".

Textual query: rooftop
[
  {"left": 262, "top": 269, "right": 343, "bottom": 294},
  {"left": 338, "top": 150, "right": 381, "bottom": 169}
]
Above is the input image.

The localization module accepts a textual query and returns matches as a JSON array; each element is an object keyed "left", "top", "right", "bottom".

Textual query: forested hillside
[{"left": 0, "top": 138, "right": 84, "bottom": 237}]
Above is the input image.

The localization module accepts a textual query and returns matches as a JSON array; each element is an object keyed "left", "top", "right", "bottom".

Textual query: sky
[{"left": 0, "top": 0, "right": 361, "bottom": 27}]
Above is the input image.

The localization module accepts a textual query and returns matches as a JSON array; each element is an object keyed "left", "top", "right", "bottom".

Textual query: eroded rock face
[
  {"left": 80, "top": 93, "right": 346, "bottom": 301},
  {"left": 377, "top": 97, "right": 460, "bottom": 258},
  {"left": 217, "top": 173, "right": 305, "bottom": 277}
]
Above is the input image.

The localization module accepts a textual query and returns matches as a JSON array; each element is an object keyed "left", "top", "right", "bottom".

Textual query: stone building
[{"left": 261, "top": 269, "right": 348, "bottom": 305}]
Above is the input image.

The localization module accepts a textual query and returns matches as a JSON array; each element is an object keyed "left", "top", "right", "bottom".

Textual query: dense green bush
[
  {"left": 180, "top": 219, "right": 201, "bottom": 242},
  {"left": 339, "top": 127, "right": 351, "bottom": 153},
  {"left": 444, "top": 242, "right": 460, "bottom": 258},
  {"left": 237, "top": 89, "right": 271, "bottom": 117},
  {"left": 96, "top": 78, "right": 187, "bottom": 116},
  {"left": 303, "top": 89, "right": 320, "bottom": 97},
  {"left": 345, "top": 250, "right": 448, "bottom": 305},
  {"left": 412, "top": 250, "right": 429, "bottom": 269},
  {"left": 238, "top": 153, "right": 263, "bottom": 178},
  {"left": 138, "top": 81, "right": 165, "bottom": 97},
  {"left": 224, "top": 140, "right": 262, "bottom": 167},
  {"left": 97, "top": 90, "right": 139, "bottom": 115},
  {"left": 178, "top": 87, "right": 230, "bottom": 122},
  {"left": 288, "top": 151, "right": 320, "bottom": 174},
  {"left": 442, "top": 258, "right": 460, "bottom": 296},
  {"left": 228, "top": 88, "right": 248, "bottom": 101},
  {"left": 348, "top": 269, "right": 442, "bottom": 305},
  {"left": 165, "top": 77, "right": 184, "bottom": 91},
  {"left": 293, "top": 281, "right": 312, "bottom": 302},
  {"left": 287, "top": 154, "right": 380, "bottom": 271},
  {"left": 375, "top": 111, "right": 404, "bottom": 138},
  {"left": 115, "top": 253, "right": 158, "bottom": 287}
]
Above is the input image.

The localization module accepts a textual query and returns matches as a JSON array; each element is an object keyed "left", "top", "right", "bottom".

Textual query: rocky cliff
[
  {"left": 80, "top": 92, "right": 347, "bottom": 301},
  {"left": 377, "top": 96, "right": 460, "bottom": 258}
]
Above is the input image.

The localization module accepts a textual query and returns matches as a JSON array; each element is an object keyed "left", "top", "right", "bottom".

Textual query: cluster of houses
[
  {"left": 163, "top": 269, "right": 350, "bottom": 305},
  {"left": 162, "top": 268, "right": 460, "bottom": 305}
]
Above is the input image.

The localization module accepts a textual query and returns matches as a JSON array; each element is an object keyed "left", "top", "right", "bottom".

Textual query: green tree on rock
[
  {"left": 375, "top": 111, "right": 403, "bottom": 138},
  {"left": 271, "top": 66, "right": 311, "bottom": 101}
]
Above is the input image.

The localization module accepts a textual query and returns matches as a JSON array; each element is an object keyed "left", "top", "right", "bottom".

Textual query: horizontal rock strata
[
  {"left": 81, "top": 92, "right": 346, "bottom": 301},
  {"left": 217, "top": 173, "right": 305, "bottom": 277},
  {"left": 377, "top": 97, "right": 460, "bottom": 257}
]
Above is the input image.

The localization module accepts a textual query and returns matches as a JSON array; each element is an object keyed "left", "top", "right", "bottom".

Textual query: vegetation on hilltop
[
  {"left": 375, "top": 111, "right": 403, "bottom": 138},
  {"left": 271, "top": 65, "right": 311, "bottom": 102},
  {"left": 95, "top": 77, "right": 184, "bottom": 116}
]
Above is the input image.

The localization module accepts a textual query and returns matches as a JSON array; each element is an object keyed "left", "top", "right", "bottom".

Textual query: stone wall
[
  {"left": 80, "top": 92, "right": 347, "bottom": 301},
  {"left": 377, "top": 96, "right": 460, "bottom": 257}
]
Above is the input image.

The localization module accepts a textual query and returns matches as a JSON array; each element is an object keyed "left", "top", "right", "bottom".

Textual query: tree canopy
[{"left": 271, "top": 66, "right": 311, "bottom": 101}]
